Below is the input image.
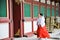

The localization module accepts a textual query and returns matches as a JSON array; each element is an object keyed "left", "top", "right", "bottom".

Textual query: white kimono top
[{"left": 37, "top": 16, "right": 45, "bottom": 27}]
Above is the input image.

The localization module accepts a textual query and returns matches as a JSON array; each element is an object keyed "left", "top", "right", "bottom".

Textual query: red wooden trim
[
  {"left": 41, "top": 3, "right": 46, "bottom": 6},
  {"left": 20, "top": 2, "right": 24, "bottom": 37},
  {"left": 24, "top": 18, "right": 37, "bottom": 21},
  {"left": 33, "top": 18, "right": 37, "bottom": 20},
  {"left": 25, "top": 0, "right": 32, "bottom": 3},
  {"left": 22, "top": 2, "right": 24, "bottom": 37},
  {"left": 47, "top": 4, "right": 51, "bottom": 7},
  {"left": 0, "top": 19, "right": 9, "bottom": 23},
  {"left": 24, "top": 0, "right": 58, "bottom": 9},
  {"left": 33, "top": 1, "right": 40, "bottom": 5},
  {"left": 9, "top": 0, "right": 13, "bottom": 39},
  {"left": 8, "top": 0, "right": 11, "bottom": 38},
  {"left": 31, "top": 0, "right": 34, "bottom": 33}
]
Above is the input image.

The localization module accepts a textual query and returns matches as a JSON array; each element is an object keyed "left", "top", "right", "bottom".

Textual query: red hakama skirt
[{"left": 37, "top": 25, "right": 50, "bottom": 38}]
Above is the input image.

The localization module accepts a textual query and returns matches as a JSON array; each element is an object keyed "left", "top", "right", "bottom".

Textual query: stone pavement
[
  {"left": 14, "top": 29, "right": 60, "bottom": 40},
  {"left": 14, "top": 37, "right": 59, "bottom": 40},
  {"left": 14, "top": 35, "right": 60, "bottom": 40}
]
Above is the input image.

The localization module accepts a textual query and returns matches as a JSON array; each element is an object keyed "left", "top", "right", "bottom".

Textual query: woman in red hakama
[{"left": 37, "top": 13, "right": 50, "bottom": 38}]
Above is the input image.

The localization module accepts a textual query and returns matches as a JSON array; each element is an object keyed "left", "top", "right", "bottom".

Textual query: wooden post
[
  {"left": 9, "top": 0, "right": 14, "bottom": 39},
  {"left": 31, "top": 0, "right": 34, "bottom": 33},
  {"left": 54, "top": 2, "right": 56, "bottom": 23},
  {"left": 45, "top": 0, "right": 47, "bottom": 17},
  {"left": 59, "top": 2, "right": 60, "bottom": 17},
  {"left": 50, "top": 0, "right": 52, "bottom": 32},
  {"left": 20, "top": 1, "right": 24, "bottom": 37},
  {"left": 45, "top": 0, "right": 47, "bottom": 29},
  {"left": 59, "top": 2, "right": 60, "bottom": 28}
]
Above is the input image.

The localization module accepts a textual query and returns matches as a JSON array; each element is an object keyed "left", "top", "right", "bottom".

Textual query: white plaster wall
[
  {"left": 24, "top": 21, "right": 32, "bottom": 33},
  {"left": 47, "top": 0, "right": 50, "bottom": 4},
  {"left": 33, "top": 21, "right": 37, "bottom": 31},
  {"left": 52, "top": 1, "right": 54, "bottom": 5},
  {"left": 56, "top": 17, "right": 60, "bottom": 23},
  {"left": 41, "top": 0, "right": 45, "bottom": 3},
  {"left": 56, "top": 3, "right": 59, "bottom": 6},
  {"left": 34, "top": 0, "right": 39, "bottom": 1},
  {"left": 0, "top": 23, "right": 9, "bottom": 39}
]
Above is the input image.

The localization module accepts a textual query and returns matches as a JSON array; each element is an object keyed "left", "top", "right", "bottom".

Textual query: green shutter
[
  {"left": 0, "top": 0, "right": 7, "bottom": 17},
  {"left": 33, "top": 5, "right": 38, "bottom": 17},
  {"left": 56, "top": 8, "right": 59, "bottom": 16},
  {"left": 47, "top": 7, "right": 50, "bottom": 17},
  {"left": 24, "top": 3, "right": 31, "bottom": 17},
  {"left": 52, "top": 7, "right": 54, "bottom": 16},
  {"left": 40, "top": 6, "right": 45, "bottom": 16}
]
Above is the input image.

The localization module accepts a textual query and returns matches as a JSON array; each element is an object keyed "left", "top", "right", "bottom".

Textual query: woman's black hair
[{"left": 39, "top": 13, "right": 43, "bottom": 16}]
